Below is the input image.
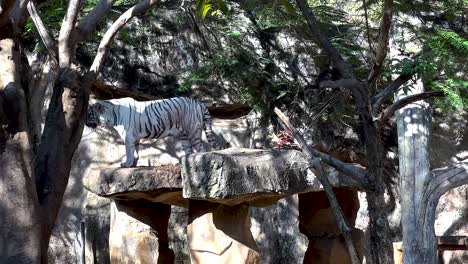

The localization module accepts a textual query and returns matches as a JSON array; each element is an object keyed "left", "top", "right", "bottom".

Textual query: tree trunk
[
  {"left": 396, "top": 80, "right": 438, "bottom": 264},
  {"left": 0, "top": 33, "right": 42, "bottom": 263},
  {"left": 0, "top": 28, "right": 91, "bottom": 263},
  {"left": 35, "top": 69, "right": 91, "bottom": 263},
  {"left": 354, "top": 83, "right": 394, "bottom": 264},
  {"left": 294, "top": 0, "right": 396, "bottom": 262}
]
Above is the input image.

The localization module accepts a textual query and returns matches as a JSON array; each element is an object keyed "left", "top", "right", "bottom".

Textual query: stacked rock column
[
  {"left": 299, "top": 188, "right": 365, "bottom": 263},
  {"left": 187, "top": 200, "right": 259, "bottom": 263}
]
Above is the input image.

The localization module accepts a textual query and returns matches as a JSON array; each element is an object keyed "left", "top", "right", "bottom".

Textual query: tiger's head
[{"left": 85, "top": 102, "right": 107, "bottom": 129}]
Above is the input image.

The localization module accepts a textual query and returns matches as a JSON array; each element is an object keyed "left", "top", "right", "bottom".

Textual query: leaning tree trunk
[{"left": 34, "top": 68, "right": 91, "bottom": 263}]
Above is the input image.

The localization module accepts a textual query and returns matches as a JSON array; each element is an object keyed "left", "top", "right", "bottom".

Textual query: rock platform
[{"left": 84, "top": 148, "right": 364, "bottom": 263}]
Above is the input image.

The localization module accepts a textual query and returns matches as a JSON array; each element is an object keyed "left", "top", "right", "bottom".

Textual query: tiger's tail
[{"left": 203, "top": 107, "right": 221, "bottom": 151}]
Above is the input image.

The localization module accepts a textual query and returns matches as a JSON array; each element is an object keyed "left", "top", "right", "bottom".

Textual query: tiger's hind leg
[
  {"left": 190, "top": 127, "right": 206, "bottom": 152},
  {"left": 202, "top": 109, "right": 221, "bottom": 150},
  {"left": 179, "top": 133, "right": 194, "bottom": 155}
]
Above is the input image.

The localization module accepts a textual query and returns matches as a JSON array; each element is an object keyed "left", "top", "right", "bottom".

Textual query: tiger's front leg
[{"left": 121, "top": 135, "right": 139, "bottom": 168}]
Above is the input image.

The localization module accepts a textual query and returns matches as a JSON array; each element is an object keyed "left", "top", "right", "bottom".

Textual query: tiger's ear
[{"left": 94, "top": 102, "right": 104, "bottom": 113}]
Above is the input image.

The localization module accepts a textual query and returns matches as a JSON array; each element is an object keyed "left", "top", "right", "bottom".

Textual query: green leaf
[
  {"left": 218, "top": 0, "right": 229, "bottom": 15},
  {"left": 196, "top": 0, "right": 208, "bottom": 13},
  {"left": 201, "top": 3, "right": 212, "bottom": 20},
  {"left": 226, "top": 30, "right": 241, "bottom": 36},
  {"left": 211, "top": 10, "right": 222, "bottom": 16},
  {"left": 278, "top": 0, "right": 296, "bottom": 15},
  {"left": 275, "top": 90, "right": 289, "bottom": 100}
]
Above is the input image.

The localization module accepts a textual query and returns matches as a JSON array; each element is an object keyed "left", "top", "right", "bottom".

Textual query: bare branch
[
  {"left": 274, "top": 108, "right": 367, "bottom": 182},
  {"left": 0, "top": 0, "right": 16, "bottom": 27},
  {"left": 274, "top": 107, "right": 363, "bottom": 264},
  {"left": 90, "top": 0, "right": 161, "bottom": 74},
  {"left": 362, "top": 0, "right": 373, "bottom": 53},
  {"left": 27, "top": 0, "right": 58, "bottom": 64},
  {"left": 58, "top": 0, "right": 82, "bottom": 68},
  {"left": 367, "top": 0, "right": 393, "bottom": 88},
  {"left": 75, "top": 0, "right": 116, "bottom": 42},
  {"left": 320, "top": 79, "right": 361, "bottom": 90},
  {"left": 425, "top": 159, "right": 468, "bottom": 201},
  {"left": 295, "top": 0, "right": 355, "bottom": 79},
  {"left": 313, "top": 150, "right": 367, "bottom": 183},
  {"left": 377, "top": 91, "right": 444, "bottom": 124},
  {"left": 372, "top": 72, "right": 414, "bottom": 114}
]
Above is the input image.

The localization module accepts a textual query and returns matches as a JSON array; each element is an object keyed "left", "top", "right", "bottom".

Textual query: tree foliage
[{"left": 191, "top": 0, "right": 467, "bottom": 113}]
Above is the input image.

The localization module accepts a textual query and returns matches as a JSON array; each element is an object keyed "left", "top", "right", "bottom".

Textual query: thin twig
[
  {"left": 90, "top": 0, "right": 162, "bottom": 74},
  {"left": 27, "top": 0, "right": 58, "bottom": 65},
  {"left": 362, "top": 0, "right": 373, "bottom": 53},
  {"left": 371, "top": 72, "right": 414, "bottom": 115},
  {"left": 295, "top": 0, "right": 356, "bottom": 80},
  {"left": 367, "top": 0, "right": 394, "bottom": 89},
  {"left": 75, "top": 0, "right": 117, "bottom": 42},
  {"left": 320, "top": 79, "right": 361, "bottom": 90},
  {"left": 377, "top": 91, "right": 444, "bottom": 124}
]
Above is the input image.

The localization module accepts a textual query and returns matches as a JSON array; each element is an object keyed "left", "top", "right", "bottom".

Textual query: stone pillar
[
  {"left": 299, "top": 188, "right": 365, "bottom": 264},
  {"left": 187, "top": 201, "right": 259, "bottom": 264},
  {"left": 84, "top": 194, "right": 111, "bottom": 264},
  {"left": 111, "top": 200, "right": 175, "bottom": 264}
]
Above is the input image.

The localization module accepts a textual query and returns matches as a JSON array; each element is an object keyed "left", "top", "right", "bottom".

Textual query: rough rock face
[
  {"left": 169, "top": 197, "right": 309, "bottom": 264},
  {"left": 85, "top": 148, "right": 362, "bottom": 207},
  {"left": 109, "top": 202, "right": 161, "bottom": 264},
  {"left": 95, "top": 2, "right": 319, "bottom": 103},
  {"left": 435, "top": 185, "right": 468, "bottom": 263},
  {"left": 84, "top": 165, "right": 185, "bottom": 207},
  {"left": 84, "top": 194, "right": 111, "bottom": 264},
  {"left": 182, "top": 148, "right": 316, "bottom": 206},
  {"left": 167, "top": 206, "right": 190, "bottom": 263},
  {"left": 431, "top": 108, "right": 468, "bottom": 264},
  {"left": 182, "top": 148, "right": 362, "bottom": 206},
  {"left": 84, "top": 167, "right": 181, "bottom": 263},
  {"left": 250, "top": 195, "right": 308, "bottom": 263}
]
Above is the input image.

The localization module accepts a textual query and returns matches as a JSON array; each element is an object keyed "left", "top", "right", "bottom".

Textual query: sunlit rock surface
[
  {"left": 84, "top": 165, "right": 185, "bottom": 207},
  {"left": 84, "top": 148, "right": 363, "bottom": 207},
  {"left": 182, "top": 148, "right": 363, "bottom": 206}
]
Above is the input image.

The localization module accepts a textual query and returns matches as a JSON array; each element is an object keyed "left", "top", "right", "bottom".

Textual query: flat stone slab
[
  {"left": 83, "top": 165, "right": 186, "bottom": 207},
  {"left": 84, "top": 148, "right": 362, "bottom": 208},
  {"left": 182, "top": 148, "right": 362, "bottom": 206}
]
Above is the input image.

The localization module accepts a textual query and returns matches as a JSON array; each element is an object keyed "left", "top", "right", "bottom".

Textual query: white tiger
[{"left": 85, "top": 97, "right": 220, "bottom": 167}]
